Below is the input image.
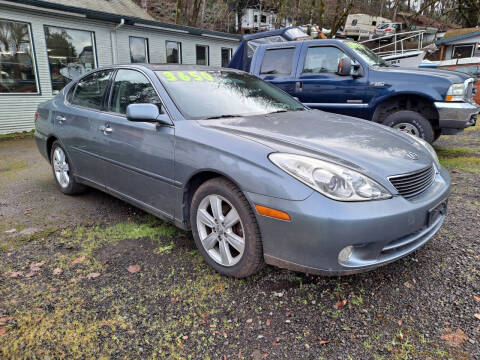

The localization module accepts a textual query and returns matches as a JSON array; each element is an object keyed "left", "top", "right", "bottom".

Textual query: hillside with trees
[{"left": 134, "top": 0, "right": 479, "bottom": 33}]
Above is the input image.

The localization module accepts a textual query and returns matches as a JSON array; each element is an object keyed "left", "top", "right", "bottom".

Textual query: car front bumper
[
  {"left": 245, "top": 166, "right": 450, "bottom": 275},
  {"left": 435, "top": 101, "right": 478, "bottom": 134}
]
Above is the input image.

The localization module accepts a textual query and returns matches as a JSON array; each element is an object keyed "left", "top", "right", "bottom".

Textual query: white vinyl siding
[{"left": 0, "top": 4, "right": 238, "bottom": 134}]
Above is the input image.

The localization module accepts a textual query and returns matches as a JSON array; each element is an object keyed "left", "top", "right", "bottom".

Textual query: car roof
[{"left": 111, "top": 64, "right": 242, "bottom": 72}]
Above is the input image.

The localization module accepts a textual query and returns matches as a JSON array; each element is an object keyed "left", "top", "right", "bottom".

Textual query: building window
[
  {"left": 221, "top": 48, "right": 232, "bottom": 67},
  {"left": 452, "top": 44, "right": 475, "bottom": 59},
  {"left": 166, "top": 41, "right": 181, "bottom": 64},
  {"left": 129, "top": 36, "right": 149, "bottom": 63},
  {"left": 196, "top": 45, "right": 209, "bottom": 66},
  {"left": 261, "top": 15, "right": 267, "bottom": 23},
  {"left": 44, "top": 26, "right": 96, "bottom": 93},
  {"left": 254, "top": 15, "right": 258, "bottom": 23},
  {"left": 0, "top": 19, "right": 39, "bottom": 94}
]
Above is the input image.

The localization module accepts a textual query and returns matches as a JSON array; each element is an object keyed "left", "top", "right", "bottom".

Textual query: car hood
[
  {"left": 197, "top": 110, "right": 434, "bottom": 181},
  {"left": 375, "top": 66, "right": 471, "bottom": 83}
]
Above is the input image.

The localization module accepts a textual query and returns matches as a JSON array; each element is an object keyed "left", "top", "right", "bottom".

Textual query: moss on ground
[{"left": 0, "top": 130, "right": 34, "bottom": 141}]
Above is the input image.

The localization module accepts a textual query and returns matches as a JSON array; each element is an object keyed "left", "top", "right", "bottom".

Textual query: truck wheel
[
  {"left": 382, "top": 110, "right": 435, "bottom": 143},
  {"left": 433, "top": 129, "right": 441, "bottom": 142},
  {"left": 190, "top": 177, "right": 265, "bottom": 278}
]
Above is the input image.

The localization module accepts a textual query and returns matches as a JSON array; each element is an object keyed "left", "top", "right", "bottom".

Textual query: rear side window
[
  {"left": 303, "top": 46, "right": 349, "bottom": 74},
  {"left": 71, "top": 70, "right": 112, "bottom": 110},
  {"left": 260, "top": 48, "right": 295, "bottom": 75},
  {"left": 109, "top": 69, "right": 162, "bottom": 115}
]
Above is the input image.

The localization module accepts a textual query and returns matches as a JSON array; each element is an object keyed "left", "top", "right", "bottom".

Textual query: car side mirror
[
  {"left": 337, "top": 57, "right": 352, "bottom": 76},
  {"left": 126, "top": 104, "right": 172, "bottom": 126}
]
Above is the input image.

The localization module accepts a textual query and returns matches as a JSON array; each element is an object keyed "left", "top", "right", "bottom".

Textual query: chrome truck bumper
[{"left": 434, "top": 101, "right": 479, "bottom": 135}]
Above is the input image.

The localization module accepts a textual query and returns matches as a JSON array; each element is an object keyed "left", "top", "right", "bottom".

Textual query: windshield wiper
[
  {"left": 204, "top": 114, "right": 243, "bottom": 120},
  {"left": 267, "top": 109, "right": 289, "bottom": 114},
  {"left": 262, "top": 69, "right": 278, "bottom": 74}
]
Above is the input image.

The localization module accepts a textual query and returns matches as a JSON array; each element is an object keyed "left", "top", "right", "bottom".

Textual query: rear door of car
[
  {"left": 98, "top": 68, "right": 176, "bottom": 219},
  {"left": 253, "top": 45, "right": 300, "bottom": 96},
  {"left": 53, "top": 69, "right": 114, "bottom": 187}
]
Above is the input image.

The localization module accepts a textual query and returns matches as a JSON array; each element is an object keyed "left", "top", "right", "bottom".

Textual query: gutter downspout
[{"left": 110, "top": 18, "right": 125, "bottom": 65}]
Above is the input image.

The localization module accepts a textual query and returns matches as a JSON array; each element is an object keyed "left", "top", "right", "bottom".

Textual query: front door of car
[
  {"left": 99, "top": 68, "right": 175, "bottom": 218},
  {"left": 256, "top": 46, "right": 299, "bottom": 95},
  {"left": 53, "top": 69, "right": 113, "bottom": 187},
  {"left": 294, "top": 44, "right": 370, "bottom": 117}
]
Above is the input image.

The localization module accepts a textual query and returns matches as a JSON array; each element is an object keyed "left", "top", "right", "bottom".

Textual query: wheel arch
[
  {"left": 46, "top": 135, "right": 59, "bottom": 162},
  {"left": 182, "top": 169, "right": 246, "bottom": 230},
  {"left": 372, "top": 93, "right": 440, "bottom": 129}
]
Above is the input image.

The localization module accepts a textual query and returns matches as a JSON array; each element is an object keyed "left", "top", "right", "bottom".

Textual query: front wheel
[
  {"left": 382, "top": 110, "right": 435, "bottom": 143},
  {"left": 190, "top": 178, "right": 264, "bottom": 278}
]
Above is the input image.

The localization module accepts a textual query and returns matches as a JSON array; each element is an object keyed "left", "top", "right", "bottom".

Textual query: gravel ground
[{"left": 0, "top": 128, "right": 479, "bottom": 359}]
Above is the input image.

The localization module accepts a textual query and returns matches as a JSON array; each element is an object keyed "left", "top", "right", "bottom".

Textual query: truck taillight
[{"left": 34, "top": 111, "right": 38, "bottom": 122}]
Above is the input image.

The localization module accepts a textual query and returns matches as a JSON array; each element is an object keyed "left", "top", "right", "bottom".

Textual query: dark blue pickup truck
[{"left": 228, "top": 27, "right": 479, "bottom": 143}]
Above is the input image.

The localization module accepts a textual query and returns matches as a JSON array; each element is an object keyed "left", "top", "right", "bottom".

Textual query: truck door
[
  {"left": 294, "top": 43, "right": 371, "bottom": 118},
  {"left": 254, "top": 45, "right": 299, "bottom": 96}
]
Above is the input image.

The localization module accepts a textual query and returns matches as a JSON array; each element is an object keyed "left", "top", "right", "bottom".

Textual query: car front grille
[{"left": 388, "top": 165, "right": 435, "bottom": 199}]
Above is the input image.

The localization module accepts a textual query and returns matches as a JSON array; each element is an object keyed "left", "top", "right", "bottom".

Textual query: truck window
[
  {"left": 260, "top": 48, "right": 295, "bottom": 75},
  {"left": 303, "top": 46, "right": 349, "bottom": 74}
]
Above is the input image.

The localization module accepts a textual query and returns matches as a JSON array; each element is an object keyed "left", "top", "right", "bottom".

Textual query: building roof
[
  {"left": 436, "top": 28, "right": 480, "bottom": 45},
  {"left": 2, "top": 0, "right": 241, "bottom": 41},
  {"left": 45, "top": 0, "right": 155, "bottom": 21}
]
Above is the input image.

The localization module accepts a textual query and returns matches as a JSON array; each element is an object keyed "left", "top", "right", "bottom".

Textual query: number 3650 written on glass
[{"left": 161, "top": 71, "right": 215, "bottom": 82}]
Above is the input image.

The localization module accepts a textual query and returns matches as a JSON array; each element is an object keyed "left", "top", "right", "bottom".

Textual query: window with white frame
[
  {"left": 196, "top": 45, "right": 209, "bottom": 66},
  {"left": 44, "top": 25, "right": 96, "bottom": 93},
  {"left": 129, "top": 36, "right": 149, "bottom": 63},
  {"left": 0, "top": 19, "right": 39, "bottom": 94},
  {"left": 166, "top": 41, "right": 181, "bottom": 64},
  {"left": 452, "top": 44, "right": 475, "bottom": 59},
  {"left": 221, "top": 48, "right": 232, "bottom": 67}
]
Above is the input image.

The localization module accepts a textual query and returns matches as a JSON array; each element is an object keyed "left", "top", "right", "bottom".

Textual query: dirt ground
[{"left": 0, "top": 127, "right": 479, "bottom": 359}]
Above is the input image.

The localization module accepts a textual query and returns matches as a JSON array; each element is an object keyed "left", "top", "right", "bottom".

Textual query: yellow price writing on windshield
[{"left": 161, "top": 71, "right": 215, "bottom": 82}]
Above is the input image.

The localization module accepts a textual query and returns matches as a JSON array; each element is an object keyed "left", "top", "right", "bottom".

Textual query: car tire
[
  {"left": 382, "top": 110, "right": 435, "bottom": 143},
  {"left": 190, "top": 177, "right": 265, "bottom": 278},
  {"left": 50, "top": 141, "right": 86, "bottom": 195},
  {"left": 433, "top": 129, "right": 442, "bottom": 142}
]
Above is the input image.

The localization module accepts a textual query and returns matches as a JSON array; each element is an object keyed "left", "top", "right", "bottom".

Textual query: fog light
[{"left": 338, "top": 246, "right": 353, "bottom": 263}]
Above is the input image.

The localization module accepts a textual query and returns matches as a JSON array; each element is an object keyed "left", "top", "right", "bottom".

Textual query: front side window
[
  {"left": 45, "top": 26, "right": 96, "bottom": 93},
  {"left": 260, "top": 48, "right": 295, "bottom": 75},
  {"left": 221, "top": 48, "right": 232, "bottom": 67},
  {"left": 196, "top": 45, "right": 209, "bottom": 66},
  {"left": 303, "top": 46, "right": 349, "bottom": 74},
  {"left": 129, "top": 36, "right": 149, "bottom": 63},
  {"left": 0, "top": 19, "right": 38, "bottom": 94},
  {"left": 156, "top": 70, "right": 304, "bottom": 119},
  {"left": 110, "top": 69, "right": 162, "bottom": 115},
  {"left": 345, "top": 41, "right": 388, "bottom": 67},
  {"left": 70, "top": 70, "right": 111, "bottom": 110},
  {"left": 166, "top": 41, "right": 181, "bottom": 64}
]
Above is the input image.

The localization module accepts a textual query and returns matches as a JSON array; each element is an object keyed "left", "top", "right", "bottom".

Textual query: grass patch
[
  {"left": 0, "top": 130, "right": 34, "bottom": 141},
  {"left": 435, "top": 146, "right": 480, "bottom": 173}
]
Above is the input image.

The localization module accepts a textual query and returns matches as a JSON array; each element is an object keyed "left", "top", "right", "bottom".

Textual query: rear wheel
[
  {"left": 190, "top": 178, "right": 264, "bottom": 278},
  {"left": 50, "top": 141, "right": 86, "bottom": 195},
  {"left": 382, "top": 110, "right": 435, "bottom": 143}
]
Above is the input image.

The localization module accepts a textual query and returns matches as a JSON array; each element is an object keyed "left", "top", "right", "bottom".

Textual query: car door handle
[
  {"left": 99, "top": 125, "right": 113, "bottom": 135},
  {"left": 295, "top": 81, "right": 303, "bottom": 92},
  {"left": 55, "top": 115, "right": 66, "bottom": 124}
]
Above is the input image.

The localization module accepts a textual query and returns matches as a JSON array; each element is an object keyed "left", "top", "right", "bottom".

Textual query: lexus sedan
[{"left": 34, "top": 65, "right": 450, "bottom": 278}]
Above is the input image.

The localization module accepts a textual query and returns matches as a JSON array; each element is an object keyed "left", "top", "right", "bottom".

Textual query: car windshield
[
  {"left": 345, "top": 41, "right": 389, "bottom": 67},
  {"left": 156, "top": 70, "right": 305, "bottom": 119}
]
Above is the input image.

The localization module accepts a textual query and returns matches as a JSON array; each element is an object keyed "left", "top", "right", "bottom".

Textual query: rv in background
[{"left": 343, "top": 14, "right": 390, "bottom": 40}]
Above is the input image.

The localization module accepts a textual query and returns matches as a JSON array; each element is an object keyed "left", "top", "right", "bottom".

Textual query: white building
[{"left": 0, "top": 0, "right": 240, "bottom": 134}]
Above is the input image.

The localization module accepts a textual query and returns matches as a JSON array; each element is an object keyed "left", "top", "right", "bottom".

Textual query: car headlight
[
  {"left": 269, "top": 153, "right": 392, "bottom": 201},
  {"left": 445, "top": 83, "right": 465, "bottom": 101}
]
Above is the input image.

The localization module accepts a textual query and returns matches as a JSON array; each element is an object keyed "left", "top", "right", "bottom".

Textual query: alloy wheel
[
  {"left": 196, "top": 194, "right": 245, "bottom": 267},
  {"left": 53, "top": 147, "right": 70, "bottom": 188}
]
